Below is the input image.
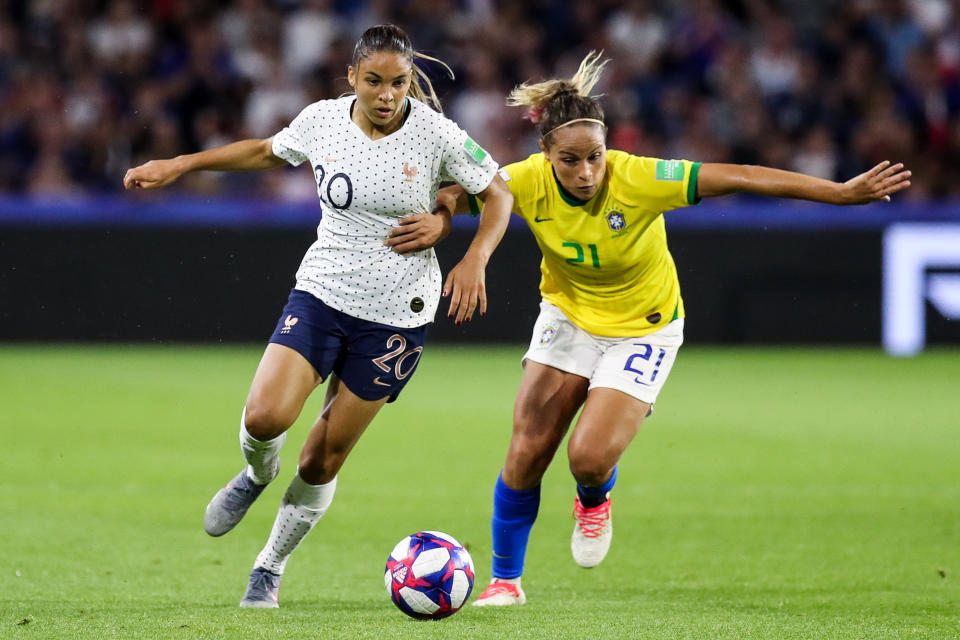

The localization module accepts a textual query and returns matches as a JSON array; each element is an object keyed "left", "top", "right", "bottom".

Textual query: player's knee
[
  {"left": 243, "top": 402, "right": 294, "bottom": 440},
  {"left": 568, "top": 447, "right": 611, "bottom": 487}
]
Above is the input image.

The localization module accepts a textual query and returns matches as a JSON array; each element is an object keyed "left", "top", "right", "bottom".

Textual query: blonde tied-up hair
[
  {"left": 352, "top": 24, "right": 453, "bottom": 113},
  {"left": 507, "top": 51, "right": 609, "bottom": 144}
]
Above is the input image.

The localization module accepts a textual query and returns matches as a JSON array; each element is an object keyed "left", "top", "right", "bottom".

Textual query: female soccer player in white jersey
[
  {"left": 434, "top": 52, "right": 912, "bottom": 606},
  {"left": 123, "top": 24, "right": 512, "bottom": 608}
]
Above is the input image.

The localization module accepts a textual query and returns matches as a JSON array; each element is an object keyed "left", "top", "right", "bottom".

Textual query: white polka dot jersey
[{"left": 272, "top": 96, "right": 498, "bottom": 328}]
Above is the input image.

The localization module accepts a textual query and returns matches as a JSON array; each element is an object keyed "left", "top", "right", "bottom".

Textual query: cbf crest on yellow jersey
[{"left": 492, "top": 150, "right": 700, "bottom": 337}]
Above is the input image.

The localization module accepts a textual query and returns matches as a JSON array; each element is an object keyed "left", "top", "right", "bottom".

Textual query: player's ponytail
[
  {"left": 351, "top": 24, "right": 453, "bottom": 112},
  {"left": 507, "top": 51, "right": 609, "bottom": 146}
]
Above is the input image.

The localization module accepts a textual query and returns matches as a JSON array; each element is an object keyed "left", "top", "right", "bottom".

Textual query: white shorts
[{"left": 522, "top": 301, "right": 684, "bottom": 405}]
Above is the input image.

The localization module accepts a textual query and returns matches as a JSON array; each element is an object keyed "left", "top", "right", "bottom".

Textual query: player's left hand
[
  {"left": 841, "top": 161, "right": 912, "bottom": 204},
  {"left": 443, "top": 253, "right": 486, "bottom": 325},
  {"left": 385, "top": 211, "right": 451, "bottom": 254}
]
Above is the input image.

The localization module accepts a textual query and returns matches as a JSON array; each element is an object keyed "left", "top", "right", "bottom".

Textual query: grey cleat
[
  {"left": 203, "top": 468, "right": 269, "bottom": 537},
  {"left": 240, "top": 567, "right": 282, "bottom": 608}
]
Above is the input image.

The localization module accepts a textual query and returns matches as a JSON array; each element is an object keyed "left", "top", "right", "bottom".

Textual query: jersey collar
[
  {"left": 551, "top": 167, "right": 591, "bottom": 207},
  {"left": 348, "top": 97, "right": 413, "bottom": 136}
]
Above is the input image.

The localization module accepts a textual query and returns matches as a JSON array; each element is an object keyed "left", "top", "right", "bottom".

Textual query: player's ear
[
  {"left": 538, "top": 139, "right": 547, "bottom": 154},
  {"left": 347, "top": 65, "right": 357, "bottom": 88}
]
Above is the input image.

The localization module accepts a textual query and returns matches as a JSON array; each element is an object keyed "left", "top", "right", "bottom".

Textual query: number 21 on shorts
[{"left": 623, "top": 343, "right": 666, "bottom": 386}]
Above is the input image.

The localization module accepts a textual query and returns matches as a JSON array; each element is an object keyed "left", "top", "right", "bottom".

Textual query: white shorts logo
[{"left": 538, "top": 323, "right": 559, "bottom": 346}]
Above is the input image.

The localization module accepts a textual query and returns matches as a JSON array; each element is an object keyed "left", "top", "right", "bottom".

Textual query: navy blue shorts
[{"left": 269, "top": 289, "right": 428, "bottom": 402}]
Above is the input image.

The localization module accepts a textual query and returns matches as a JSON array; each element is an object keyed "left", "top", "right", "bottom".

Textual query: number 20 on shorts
[{"left": 372, "top": 334, "right": 423, "bottom": 380}]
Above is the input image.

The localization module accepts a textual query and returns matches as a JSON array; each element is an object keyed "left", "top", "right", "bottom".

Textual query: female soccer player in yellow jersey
[{"left": 427, "top": 51, "right": 912, "bottom": 607}]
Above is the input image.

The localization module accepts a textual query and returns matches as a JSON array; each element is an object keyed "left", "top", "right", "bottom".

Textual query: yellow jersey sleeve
[
  {"left": 611, "top": 154, "right": 701, "bottom": 211},
  {"left": 466, "top": 154, "right": 545, "bottom": 219},
  {"left": 499, "top": 156, "right": 544, "bottom": 219}
]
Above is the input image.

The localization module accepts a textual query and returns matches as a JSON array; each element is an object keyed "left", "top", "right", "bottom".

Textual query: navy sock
[
  {"left": 490, "top": 472, "right": 540, "bottom": 579},
  {"left": 576, "top": 464, "right": 618, "bottom": 508}
]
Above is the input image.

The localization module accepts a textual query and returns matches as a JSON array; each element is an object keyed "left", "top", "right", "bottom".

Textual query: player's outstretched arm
[
  {"left": 697, "top": 161, "right": 912, "bottom": 204},
  {"left": 123, "top": 138, "right": 285, "bottom": 190},
  {"left": 443, "top": 176, "right": 513, "bottom": 324}
]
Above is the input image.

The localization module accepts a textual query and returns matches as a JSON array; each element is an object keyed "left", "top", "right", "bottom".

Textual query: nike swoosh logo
[
  {"left": 534, "top": 216, "right": 553, "bottom": 222},
  {"left": 373, "top": 377, "right": 391, "bottom": 387}
]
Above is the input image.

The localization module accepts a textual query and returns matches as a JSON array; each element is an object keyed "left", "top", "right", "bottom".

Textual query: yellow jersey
[{"left": 475, "top": 150, "right": 700, "bottom": 337}]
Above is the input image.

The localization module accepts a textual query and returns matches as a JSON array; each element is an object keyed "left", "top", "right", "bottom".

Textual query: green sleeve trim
[
  {"left": 467, "top": 193, "right": 481, "bottom": 217},
  {"left": 687, "top": 162, "right": 702, "bottom": 205}
]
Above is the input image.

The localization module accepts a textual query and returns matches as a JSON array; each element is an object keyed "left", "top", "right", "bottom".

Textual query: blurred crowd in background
[{"left": 2, "top": 0, "right": 959, "bottom": 199}]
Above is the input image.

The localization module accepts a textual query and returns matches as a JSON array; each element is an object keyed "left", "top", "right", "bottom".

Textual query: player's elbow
[
  {"left": 257, "top": 137, "right": 284, "bottom": 168},
  {"left": 481, "top": 175, "right": 514, "bottom": 212}
]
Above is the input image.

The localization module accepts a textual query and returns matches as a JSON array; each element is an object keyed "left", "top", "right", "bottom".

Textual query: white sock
[
  {"left": 254, "top": 471, "right": 337, "bottom": 575},
  {"left": 493, "top": 577, "right": 521, "bottom": 585},
  {"left": 239, "top": 407, "right": 286, "bottom": 485}
]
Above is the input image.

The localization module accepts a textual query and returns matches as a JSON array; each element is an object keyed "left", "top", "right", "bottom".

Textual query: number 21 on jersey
[{"left": 562, "top": 242, "right": 601, "bottom": 269}]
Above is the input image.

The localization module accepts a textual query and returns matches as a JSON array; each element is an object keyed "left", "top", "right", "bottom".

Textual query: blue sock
[
  {"left": 577, "top": 464, "right": 618, "bottom": 507},
  {"left": 490, "top": 473, "right": 540, "bottom": 579}
]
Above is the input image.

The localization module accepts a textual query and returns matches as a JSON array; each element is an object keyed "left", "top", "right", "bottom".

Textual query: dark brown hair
[{"left": 352, "top": 24, "right": 453, "bottom": 112}]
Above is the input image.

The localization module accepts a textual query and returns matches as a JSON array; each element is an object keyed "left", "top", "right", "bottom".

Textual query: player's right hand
[
  {"left": 443, "top": 252, "right": 487, "bottom": 325},
  {"left": 384, "top": 211, "right": 451, "bottom": 254},
  {"left": 840, "top": 161, "right": 911, "bottom": 204},
  {"left": 123, "top": 158, "right": 183, "bottom": 190}
]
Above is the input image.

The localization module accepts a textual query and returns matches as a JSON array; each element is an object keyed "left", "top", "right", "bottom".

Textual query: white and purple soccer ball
[{"left": 384, "top": 531, "right": 475, "bottom": 620}]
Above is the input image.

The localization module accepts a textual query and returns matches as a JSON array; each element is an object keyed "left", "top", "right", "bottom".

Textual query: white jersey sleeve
[
  {"left": 436, "top": 118, "right": 499, "bottom": 195},
  {"left": 271, "top": 105, "right": 314, "bottom": 166}
]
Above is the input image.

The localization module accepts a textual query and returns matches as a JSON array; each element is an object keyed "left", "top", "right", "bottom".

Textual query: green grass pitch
[{"left": 2, "top": 344, "right": 958, "bottom": 639}]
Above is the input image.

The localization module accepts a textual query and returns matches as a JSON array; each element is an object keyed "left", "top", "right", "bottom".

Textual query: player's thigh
[
  {"left": 514, "top": 302, "right": 598, "bottom": 445},
  {"left": 568, "top": 319, "right": 685, "bottom": 479},
  {"left": 504, "top": 361, "right": 589, "bottom": 489},
  {"left": 298, "top": 382, "right": 389, "bottom": 484},
  {"left": 245, "top": 343, "right": 322, "bottom": 438},
  {"left": 513, "top": 361, "right": 589, "bottom": 442},
  {"left": 503, "top": 304, "right": 597, "bottom": 487}
]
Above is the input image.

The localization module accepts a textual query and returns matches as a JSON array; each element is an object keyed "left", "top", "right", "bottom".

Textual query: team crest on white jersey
[
  {"left": 281, "top": 315, "right": 299, "bottom": 334},
  {"left": 402, "top": 162, "right": 418, "bottom": 183},
  {"left": 538, "top": 322, "right": 559, "bottom": 346}
]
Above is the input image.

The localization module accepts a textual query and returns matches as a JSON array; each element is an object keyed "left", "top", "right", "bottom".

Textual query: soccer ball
[{"left": 384, "top": 530, "right": 475, "bottom": 619}]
